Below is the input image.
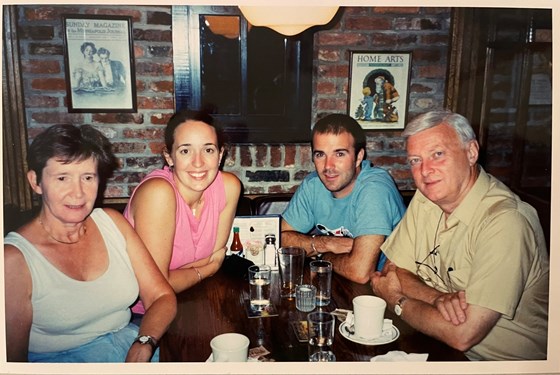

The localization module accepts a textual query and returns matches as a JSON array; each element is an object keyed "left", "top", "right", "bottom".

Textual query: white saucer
[{"left": 339, "top": 321, "right": 400, "bottom": 346}]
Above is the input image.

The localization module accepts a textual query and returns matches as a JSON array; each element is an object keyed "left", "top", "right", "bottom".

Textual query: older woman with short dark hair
[{"left": 4, "top": 124, "right": 176, "bottom": 362}]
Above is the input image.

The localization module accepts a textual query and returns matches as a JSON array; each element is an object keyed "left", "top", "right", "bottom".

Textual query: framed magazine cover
[
  {"left": 62, "top": 14, "right": 137, "bottom": 113},
  {"left": 348, "top": 51, "right": 412, "bottom": 130}
]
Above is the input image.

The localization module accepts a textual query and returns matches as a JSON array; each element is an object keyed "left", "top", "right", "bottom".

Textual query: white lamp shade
[{"left": 238, "top": 6, "right": 339, "bottom": 36}]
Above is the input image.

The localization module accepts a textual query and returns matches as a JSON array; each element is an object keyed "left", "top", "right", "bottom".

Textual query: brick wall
[{"left": 17, "top": 5, "right": 451, "bottom": 198}]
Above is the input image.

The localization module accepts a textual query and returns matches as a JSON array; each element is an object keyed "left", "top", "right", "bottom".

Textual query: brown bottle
[{"left": 230, "top": 226, "right": 244, "bottom": 257}]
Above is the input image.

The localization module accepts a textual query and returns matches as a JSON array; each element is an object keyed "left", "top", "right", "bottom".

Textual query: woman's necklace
[
  {"left": 38, "top": 217, "right": 87, "bottom": 245},
  {"left": 191, "top": 197, "right": 204, "bottom": 217}
]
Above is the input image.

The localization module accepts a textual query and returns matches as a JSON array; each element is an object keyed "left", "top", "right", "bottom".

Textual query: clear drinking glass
[
  {"left": 276, "top": 247, "right": 305, "bottom": 298},
  {"left": 307, "top": 311, "right": 336, "bottom": 362},
  {"left": 310, "top": 259, "right": 332, "bottom": 306},
  {"left": 296, "top": 284, "right": 316, "bottom": 312},
  {"left": 248, "top": 264, "right": 272, "bottom": 310}
]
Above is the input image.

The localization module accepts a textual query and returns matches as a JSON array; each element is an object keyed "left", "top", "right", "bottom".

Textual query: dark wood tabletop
[{"left": 159, "top": 257, "right": 468, "bottom": 362}]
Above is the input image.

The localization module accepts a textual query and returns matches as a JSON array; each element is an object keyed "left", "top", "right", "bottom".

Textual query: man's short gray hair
[{"left": 402, "top": 110, "right": 476, "bottom": 146}]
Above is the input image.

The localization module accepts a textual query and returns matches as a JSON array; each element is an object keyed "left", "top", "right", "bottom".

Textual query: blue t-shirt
[{"left": 282, "top": 161, "right": 405, "bottom": 271}]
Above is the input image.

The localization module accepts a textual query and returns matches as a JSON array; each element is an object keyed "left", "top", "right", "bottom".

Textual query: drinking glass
[
  {"left": 296, "top": 284, "right": 316, "bottom": 312},
  {"left": 248, "top": 264, "right": 272, "bottom": 310},
  {"left": 307, "top": 311, "right": 336, "bottom": 362},
  {"left": 310, "top": 259, "right": 332, "bottom": 306},
  {"left": 276, "top": 247, "right": 305, "bottom": 298}
]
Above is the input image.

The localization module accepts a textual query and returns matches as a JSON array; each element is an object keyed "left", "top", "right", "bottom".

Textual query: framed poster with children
[{"left": 348, "top": 51, "right": 412, "bottom": 130}]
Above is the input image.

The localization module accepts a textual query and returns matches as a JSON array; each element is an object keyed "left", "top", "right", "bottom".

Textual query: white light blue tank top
[{"left": 4, "top": 208, "right": 139, "bottom": 353}]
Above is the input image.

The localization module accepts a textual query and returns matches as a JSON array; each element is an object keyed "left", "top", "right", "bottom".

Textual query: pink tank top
[{"left": 124, "top": 166, "right": 226, "bottom": 313}]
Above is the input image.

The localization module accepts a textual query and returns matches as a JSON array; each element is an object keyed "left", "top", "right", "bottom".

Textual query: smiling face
[
  {"left": 406, "top": 123, "right": 479, "bottom": 213},
  {"left": 28, "top": 157, "right": 99, "bottom": 225},
  {"left": 312, "top": 130, "right": 364, "bottom": 199},
  {"left": 163, "top": 120, "right": 224, "bottom": 196}
]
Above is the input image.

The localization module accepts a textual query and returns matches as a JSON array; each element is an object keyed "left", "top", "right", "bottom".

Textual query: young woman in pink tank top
[{"left": 125, "top": 110, "right": 241, "bottom": 314}]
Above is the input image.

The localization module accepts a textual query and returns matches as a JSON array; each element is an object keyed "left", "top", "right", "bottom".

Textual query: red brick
[
  {"left": 420, "top": 34, "right": 450, "bottom": 45},
  {"left": 317, "top": 65, "right": 349, "bottom": 79},
  {"left": 123, "top": 128, "right": 165, "bottom": 140},
  {"left": 136, "top": 62, "right": 174, "bottom": 76},
  {"left": 374, "top": 155, "right": 408, "bottom": 166},
  {"left": 22, "top": 60, "right": 60, "bottom": 74},
  {"left": 316, "top": 98, "right": 346, "bottom": 111},
  {"left": 410, "top": 83, "right": 434, "bottom": 94},
  {"left": 25, "top": 95, "right": 59, "bottom": 108},
  {"left": 148, "top": 141, "right": 165, "bottom": 154},
  {"left": 417, "top": 64, "right": 447, "bottom": 79},
  {"left": 300, "top": 145, "right": 312, "bottom": 167},
  {"left": 93, "top": 113, "right": 144, "bottom": 124},
  {"left": 374, "top": 7, "right": 420, "bottom": 14},
  {"left": 270, "top": 146, "right": 282, "bottom": 167},
  {"left": 30, "top": 111, "right": 84, "bottom": 124},
  {"left": 133, "top": 29, "right": 172, "bottom": 43},
  {"left": 113, "top": 142, "right": 147, "bottom": 154},
  {"left": 317, "top": 32, "right": 368, "bottom": 46},
  {"left": 31, "top": 78, "right": 66, "bottom": 91},
  {"left": 84, "top": 8, "right": 142, "bottom": 22},
  {"left": 150, "top": 113, "right": 173, "bottom": 125},
  {"left": 148, "top": 81, "right": 174, "bottom": 93},
  {"left": 284, "top": 145, "right": 296, "bottom": 166},
  {"left": 24, "top": 6, "right": 79, "bottom": 21},
  {"left": 240, "top": 147, "right": 252, "bottom": 167},
  {"left": 317, "top": 49, "right": 341, "bottom": 62},
  {"left": 316, "top": 81, "right": 337, "bottom": 95},
  {"left": 137, "top": 96, "right": 174, "bottom": 110},
  {"left": 387, "top": 168, "right": 412, "bottom": 181},
  {"left": 256, "top": 145, "right": 267, "bottom": 167},
  {"left": 345, "top": 16, "right": 392, "bottom": 31},
  {"left": 104, "top": 185, "right": 126, "bottom": 198}
]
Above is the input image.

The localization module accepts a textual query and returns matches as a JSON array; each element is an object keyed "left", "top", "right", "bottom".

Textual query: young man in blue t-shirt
[{"left": 281, "top": 114, "right": 405, "bottom": 284}]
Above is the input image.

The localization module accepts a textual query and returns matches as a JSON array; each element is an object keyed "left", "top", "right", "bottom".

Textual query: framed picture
[
  {"left": 348, "top": 51, "right": 412, "bottom": 130},
  {"left": 62, "top": 14, "right": 137, "bottom": 113}
]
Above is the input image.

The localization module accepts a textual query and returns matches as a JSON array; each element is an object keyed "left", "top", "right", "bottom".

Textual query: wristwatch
[
  {"left": 133, "top": 335, "right": 158, "bottom": 351},
  {"left": 394, "top": 296, "right": 408, "bottom": 316}
]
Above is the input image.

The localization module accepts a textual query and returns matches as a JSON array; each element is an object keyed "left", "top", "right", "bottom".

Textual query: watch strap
[{"left": 133, "top": 335, "right": 158, "bottom": 350}]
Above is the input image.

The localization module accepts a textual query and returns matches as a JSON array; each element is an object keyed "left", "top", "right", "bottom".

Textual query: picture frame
[
  {"left": 348, "top": 51, "right": 412, "bottom": 130},
  {"left": 62, "top": 14, "right": 137, "bottom": 113}
]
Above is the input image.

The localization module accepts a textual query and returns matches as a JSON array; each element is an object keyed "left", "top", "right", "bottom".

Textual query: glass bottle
[
  {"left": 230, "top": 226, "right": 244, "bottom": 257},
  {"left": 263, "top": 233, "right": 277, "bottom": 270}
]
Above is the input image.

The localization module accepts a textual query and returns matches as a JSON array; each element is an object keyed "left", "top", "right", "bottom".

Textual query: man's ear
[
  {"left": 467, "top": 140, "right": 479, "bottom": 166},
  {"left": 356, "top": 148, "right": 365, "bottom": 167},
  {"left": 27, "top": 170, "right": 42, "bottom": 195}
]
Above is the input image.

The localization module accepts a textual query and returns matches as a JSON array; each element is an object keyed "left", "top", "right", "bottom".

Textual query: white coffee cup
[
  {"left": 352, "top": 295, "right": 387, "bottom": 339},
  {"left": 210, "top": 333, "right": 250, "bottom": 362}
]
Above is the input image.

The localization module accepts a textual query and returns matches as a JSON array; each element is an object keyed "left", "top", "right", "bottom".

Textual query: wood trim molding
[{"left": 2, "top": 5, "right": 34, "bottom": 211}]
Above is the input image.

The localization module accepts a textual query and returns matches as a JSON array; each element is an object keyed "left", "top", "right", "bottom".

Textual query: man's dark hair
[{"left": 312, "top": 114, "right": 367, "bottom": 158}]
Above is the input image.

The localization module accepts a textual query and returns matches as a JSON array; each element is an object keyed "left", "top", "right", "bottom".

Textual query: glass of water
[
  {"left": 307, "top": 311, "right": 336, "bottom": 362},
  {"left": 310, "top": 260, "right": 332, "bottom": 306},
  {"left": 248, "top": 264, "right": 272, "bottom": 311}
]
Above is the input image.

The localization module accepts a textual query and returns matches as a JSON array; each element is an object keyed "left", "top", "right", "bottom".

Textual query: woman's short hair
[
  {"left": 312, "top": 113, "right": 367, "bottom": 159},
  {"left": 402, "top": 110, "right": 476, "bottom": 146},
  {"left": 27, "top": 124, "right": 118, "bottom": 184},
  {"left": 164, "top": 110, "right": 225, "bottom": 156}
]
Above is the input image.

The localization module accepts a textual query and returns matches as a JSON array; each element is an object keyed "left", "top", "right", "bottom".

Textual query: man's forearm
[{"left": 396, "top": 266, "right": 443, "bottom": 304}]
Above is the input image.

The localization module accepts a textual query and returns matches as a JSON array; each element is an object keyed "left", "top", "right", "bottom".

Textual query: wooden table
[{"left": 159, "top": 258, "right": 468, "bottom": 362}]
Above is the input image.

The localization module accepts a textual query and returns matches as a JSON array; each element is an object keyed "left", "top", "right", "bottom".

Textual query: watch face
[{"left": 139, "top": 336, "right": 149, "bottom": 344}]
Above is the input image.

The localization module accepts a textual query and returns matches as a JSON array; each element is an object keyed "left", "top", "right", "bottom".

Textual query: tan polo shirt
[{"left": 382, "top": 168, "right": 549, "bottom": 360}]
